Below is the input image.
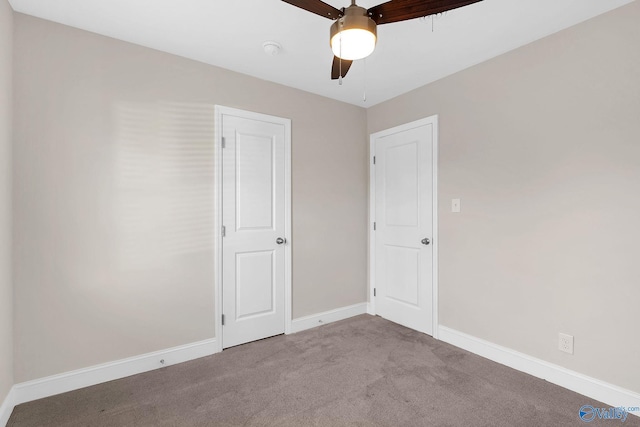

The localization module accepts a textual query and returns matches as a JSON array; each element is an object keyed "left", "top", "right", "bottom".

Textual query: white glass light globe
[{"left": 331, "top": 29, "right": 376, "bottom": 61}]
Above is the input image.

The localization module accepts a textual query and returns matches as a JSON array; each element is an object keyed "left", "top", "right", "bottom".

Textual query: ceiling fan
[{"left": 282, "top": 0, "right": 483, "bottom": 80}]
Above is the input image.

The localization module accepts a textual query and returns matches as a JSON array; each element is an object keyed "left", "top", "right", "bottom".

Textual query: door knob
[
  {"left": 276, "top": 237, "right": 286, "bottom": 245},
  {"left": 421, "top": 238, "right": 430, "bottom": 245}
]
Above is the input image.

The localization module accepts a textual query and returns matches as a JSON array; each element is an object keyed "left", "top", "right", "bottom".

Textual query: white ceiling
[{"left": 8, "top": 0, "right": 635, "bottom": 106}]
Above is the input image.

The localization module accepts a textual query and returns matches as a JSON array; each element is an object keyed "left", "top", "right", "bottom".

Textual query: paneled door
[
  {"left": 221, "top": 110, "right": 290, "bottom": 349},
  {"left": 372, "top": 118, "right": 436, "bottom": 335}
]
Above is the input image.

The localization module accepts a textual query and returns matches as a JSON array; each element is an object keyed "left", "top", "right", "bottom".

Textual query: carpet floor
[{"left": 8, "top": 314, "right": 638, "bottom": 426}]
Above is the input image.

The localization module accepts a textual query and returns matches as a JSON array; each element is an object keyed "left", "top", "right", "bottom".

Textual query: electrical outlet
[{"left": 559, "top": 333, "right": 574, "bottom": 354}]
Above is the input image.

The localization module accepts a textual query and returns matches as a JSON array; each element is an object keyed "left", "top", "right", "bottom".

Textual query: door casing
[
  {"left": 214, "top": 105, "right": 292, "bottom": 352},
  {"left": 368, "top": 115, "right": 439, "bottom": 339}
]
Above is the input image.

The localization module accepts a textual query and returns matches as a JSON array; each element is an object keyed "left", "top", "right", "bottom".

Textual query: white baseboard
[
  {"left": 366, "top": 302, "right": 374, "bottom": 315},
  {"left": 10, "top": 338, "right": 217, "bottom": 412},
  {"left": 438, "top": 326, "right": 640, "bottom": 417},
  {"left": 290, "top": 302, "right": 368, "bottom": 334},
  {"left": 0, "top": 387, "right": 15, "bottom": 427}
]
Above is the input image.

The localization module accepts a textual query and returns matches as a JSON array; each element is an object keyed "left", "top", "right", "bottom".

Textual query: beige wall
[
  {"left": 12, "top": 14, "right": 368, "bottom": 382},
  {"left": 368, "top": 1, "right": 640, "bottom": 393},
  {"left": 0, "top": 0, "right": 14, "bottom": 406}
]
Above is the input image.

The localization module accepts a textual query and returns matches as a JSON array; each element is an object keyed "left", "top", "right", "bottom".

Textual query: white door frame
[
  {"left": 368, "top": 115, "right": 439, "bottom": 339},
  {"left": 214, "top": 105, "right": 292, "bottom": 353}
]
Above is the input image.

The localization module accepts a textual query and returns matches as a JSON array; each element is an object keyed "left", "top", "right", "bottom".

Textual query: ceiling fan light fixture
[{"left": 330, "top": 5, "right": 377, "bottom": 61}]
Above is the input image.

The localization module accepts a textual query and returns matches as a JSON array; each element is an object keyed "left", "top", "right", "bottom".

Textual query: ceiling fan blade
[
  {"left": 331, "top": 56, "right": 353, "bottom": 80},
  {"left": 368, "top": 0, "right": 483, "bottom": 25},
  {"left": 281, "top": 0, "right": 342, "bottom": 20}
]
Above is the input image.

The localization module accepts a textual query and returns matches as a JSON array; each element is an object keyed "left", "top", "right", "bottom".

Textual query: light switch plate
[{"left": 452, "top": 198, "right": 461, "bottom": 213}]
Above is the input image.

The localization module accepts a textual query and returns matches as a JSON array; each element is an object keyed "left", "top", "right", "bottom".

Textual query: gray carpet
[{"left": 8, "top": 315, "right": 638, "bottom": 426}]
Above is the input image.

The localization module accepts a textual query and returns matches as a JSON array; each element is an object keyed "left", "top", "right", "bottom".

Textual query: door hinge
[
  {"left": 221, "top": 137, "right": 226, "bottom": 149},
  {"left": 374, "top": 288, "right": 376, "bottom": 297},
  {"left": 222, "top": 226, "right": 226, "bottom": 237},
  {"left": 221, "top": 314, "right": 225, "bottom": 326},
  {"left": 373, "top": 156, "right": 376, "bottom": 165},
  {"left": 373, "top": 222, "right": 376, "bottom": 231}
]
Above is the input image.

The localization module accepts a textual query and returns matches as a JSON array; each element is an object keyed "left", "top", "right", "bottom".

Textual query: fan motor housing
[{"left": 330, "top": 5, "right": 377, "bottom": 59}]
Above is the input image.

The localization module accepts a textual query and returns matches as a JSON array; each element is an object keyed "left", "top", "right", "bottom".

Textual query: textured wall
[
  {"left": 367, "top": 2, "right": 640, "bottom": 393},
  {"left": 0, "top": 0, "right": 14, "bottom": 407},
  {"left": 12, "top": 14, "right": 368, "bottom": 382}
]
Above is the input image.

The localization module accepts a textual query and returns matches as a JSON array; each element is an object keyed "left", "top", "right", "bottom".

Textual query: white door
[
  {"left": 221, "top": 112, "right": 289, "bottom": 349},
  {"left": 372, "top": 119, "right": 436, "bottom": 335}
]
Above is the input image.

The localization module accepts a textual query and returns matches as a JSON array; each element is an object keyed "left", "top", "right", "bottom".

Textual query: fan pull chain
[
  {"left": 363, "top": 58, "right": 367, "bottom": 103},
  {"left": 430, "top": 12, "right": 446, "bottom": 33},
  {"left": 339, "top": 34, "right": 343, "bottom": 86}
]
